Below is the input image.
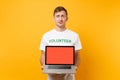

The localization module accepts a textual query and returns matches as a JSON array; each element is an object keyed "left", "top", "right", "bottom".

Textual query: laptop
[{"left": 42, "top": 46, "right": 76, "bottom": 74}]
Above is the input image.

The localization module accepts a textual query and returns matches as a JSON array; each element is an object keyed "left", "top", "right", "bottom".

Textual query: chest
[{"left": 45, "top": 35, "right": 76, "bottom": 46}]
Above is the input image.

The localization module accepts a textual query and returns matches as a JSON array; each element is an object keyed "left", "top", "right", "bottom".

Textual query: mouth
[{"left": 58, "top": 22, "right": 63, "bottom": 24}]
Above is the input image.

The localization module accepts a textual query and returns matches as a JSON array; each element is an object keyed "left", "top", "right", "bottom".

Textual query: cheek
[
  {"left": 63, "top": 18, "right": 67, "bottom": 22},
  {"left": 54, "top": 18, "right": 57, "bottom": 22},
  {"left": 54, "top": 18, "right": 59, "bottom": 21}
]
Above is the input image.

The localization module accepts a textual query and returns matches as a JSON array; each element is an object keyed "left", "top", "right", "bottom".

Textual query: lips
[{"left": 58, "top": 21, "right": 63, "bottom": 24}]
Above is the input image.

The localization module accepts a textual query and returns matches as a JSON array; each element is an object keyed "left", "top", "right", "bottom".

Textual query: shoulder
[
  {"left": 42, "top": 29, "right": 55, "bottom": 38},
  {"left": 67, "top": 29, "right": 79, "bottom": 37}
]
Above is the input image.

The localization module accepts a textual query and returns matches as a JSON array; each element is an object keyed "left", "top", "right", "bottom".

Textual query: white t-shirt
[{"left": 40, "top": 29, "right": 82, "bottom": 51}]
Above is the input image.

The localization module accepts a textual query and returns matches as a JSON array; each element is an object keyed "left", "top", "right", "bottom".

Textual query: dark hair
[{"left": 53, "top": 6, "right": 68, "bottom": 16}]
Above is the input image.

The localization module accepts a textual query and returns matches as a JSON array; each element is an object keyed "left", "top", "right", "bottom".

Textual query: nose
[{"left": 59, "top": 16, "right": 62, "bottom": 21}]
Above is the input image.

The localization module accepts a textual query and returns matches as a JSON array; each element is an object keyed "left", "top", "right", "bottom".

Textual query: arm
[
  {"left": 40, "top": 50, "right": 45, "bottom": 69},
  {"left": 75, "top": 50, "right": 80, "bottom": 68}
]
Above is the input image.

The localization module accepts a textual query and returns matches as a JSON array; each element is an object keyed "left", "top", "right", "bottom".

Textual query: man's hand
[
  {"left": 41, "top": 65, "right": 44, "bottom": 70},
  {"left": 75, "top": 66, "right": 78, "bottom": 71}
]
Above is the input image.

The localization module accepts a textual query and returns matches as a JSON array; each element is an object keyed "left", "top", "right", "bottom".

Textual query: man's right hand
[{"left": 41, "top": 65, "right": 44, "bottom": 70}]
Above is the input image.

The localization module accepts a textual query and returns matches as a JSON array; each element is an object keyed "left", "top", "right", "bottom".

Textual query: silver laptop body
[{"left": 42, "top": 46, "right": 76, "bottom": 74}]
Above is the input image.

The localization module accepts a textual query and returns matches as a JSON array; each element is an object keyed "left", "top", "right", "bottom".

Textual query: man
[{"left": 40, "top": 6, "right": 82, "bottom": 80}]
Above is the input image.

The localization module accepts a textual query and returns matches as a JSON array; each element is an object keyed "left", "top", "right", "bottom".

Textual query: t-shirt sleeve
[
  {"left": 74, "top": 34, "right": 82, "bottom": 50},
  {"left": 39, "top": 35, "right": 47, "bottom": 51}
]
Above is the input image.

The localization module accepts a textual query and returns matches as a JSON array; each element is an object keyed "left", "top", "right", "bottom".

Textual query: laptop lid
[{"left": 45, "top": 46, "right": 75, "bottom": 65}]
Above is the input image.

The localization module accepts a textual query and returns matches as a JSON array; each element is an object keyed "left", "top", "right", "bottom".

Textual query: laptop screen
[{"left": 45, "top": 46, "right": 75, "bottom": 65}]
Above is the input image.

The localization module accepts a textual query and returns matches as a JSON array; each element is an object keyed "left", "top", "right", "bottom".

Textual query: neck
[{"left": 55, "top": 26, "right": 67, "bottom": 32}]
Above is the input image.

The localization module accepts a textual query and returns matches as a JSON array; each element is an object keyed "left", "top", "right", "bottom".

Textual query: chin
[
  {"left": 57, "top": 24, "right": 65, "bottom": 28},
  {"left": 57, "top": 25, "right": 64, "bottom": 28}
]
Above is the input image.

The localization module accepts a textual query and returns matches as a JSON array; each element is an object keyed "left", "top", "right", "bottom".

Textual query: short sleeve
[
  {"left": 74, "top": 34, "right": 82, "bottom": 50},
  {"left": 39, "top": 35, "right": 47, "bottom": 51}
]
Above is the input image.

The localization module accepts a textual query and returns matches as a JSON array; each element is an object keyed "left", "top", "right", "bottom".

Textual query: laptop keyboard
[{"left": 48, "top": 65, "right": 71, "bottom": 69}]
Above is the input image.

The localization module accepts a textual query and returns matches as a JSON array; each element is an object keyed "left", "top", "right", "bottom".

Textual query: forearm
[
  {"left": 40, "top": 51, "right": 45, "bottom": 66},
  {"left": 75, "top": 50, "right": 80, "bottom": 67}
]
